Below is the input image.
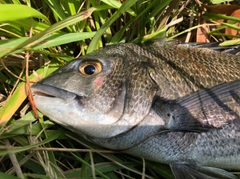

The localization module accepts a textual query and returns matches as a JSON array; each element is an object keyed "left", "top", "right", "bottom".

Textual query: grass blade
[
  {"left": 87, "top": 0, "right": 138, "bottom": 53},
  {"left": 0, "top": 4, "right": 50, "bottom": 24}
]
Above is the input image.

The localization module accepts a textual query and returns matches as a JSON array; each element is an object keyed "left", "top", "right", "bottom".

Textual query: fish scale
[
  {"left": 31, "top": 40, "right": 240, "bottom": 179},
  {"left": 146, "top": 43, "right": 240, "bottom": 92}
]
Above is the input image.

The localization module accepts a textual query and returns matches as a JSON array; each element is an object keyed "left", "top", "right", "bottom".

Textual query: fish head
[{"left": 31, "top": 44, "right": 158, "bottom": 138}]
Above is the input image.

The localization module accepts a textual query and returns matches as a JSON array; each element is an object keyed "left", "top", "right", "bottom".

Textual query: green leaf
[
  {"left": 87, "top": 0, "right": 138, "bottom": 53},
  {"left": 64, "top": 162, "right": 137, "bottom": 178},
  {"left": 67, "top": 0, "right": 77, "bottom": 16},
  {"left": 0, "top": 32, "right": 96, "bottom": 55},
  {"left": 210, "top": 0, "right": 233, "bottom": 4},
  {"left": 0, "top": 172, "right": 21, "bottom": 179},
  {"left": 101, "top": 0, "right": 136, "bottom": 16},
  {"left": 10, "top": 20, "right": 51, "bottom": 33},
  {"left": 205, "top": 12, "right": 240, "bottom": 22},
  {"left": 0, "top": 7, "right": 96, "bottom": 58},
  {"left": 44, "top": 0, "right": 67, "bottom": 21},
  {"left": 0, "top": 129, "right": 64, "bottom": 156},
  {"left": 0, "top": 4, "right": 50, "bottom": 24},
  {"left": 32, "top": 32, "right": 96, "bottom": 49},
  {"left": 220, "top": 39, "right": 240, "bottom": 46}
]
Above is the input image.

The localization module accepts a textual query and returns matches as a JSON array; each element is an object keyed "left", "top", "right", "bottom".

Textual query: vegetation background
[{"left": 0, "top": 0, "right": 240, "bottom": 178}]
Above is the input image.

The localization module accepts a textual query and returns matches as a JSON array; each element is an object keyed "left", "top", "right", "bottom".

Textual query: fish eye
[{"left": 79, "top": 60, "right": 102, "bottom": 76}]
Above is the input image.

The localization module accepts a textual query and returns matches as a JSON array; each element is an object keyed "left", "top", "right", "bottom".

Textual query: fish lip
[{"left": 31, "top": 83, "right": 77, "bottom": 101}]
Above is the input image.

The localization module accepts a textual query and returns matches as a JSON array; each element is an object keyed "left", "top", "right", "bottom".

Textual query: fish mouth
[
  {"left": 31, "top": 83, "right": 77, "bottom": 101},
  {"left": 32, "top": 90, "right": 56, "bottom": 98}
]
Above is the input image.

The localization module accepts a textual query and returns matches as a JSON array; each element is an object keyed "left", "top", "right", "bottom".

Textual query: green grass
[{"left": 0, "top": 0, "right": 240, "bottom": 178}]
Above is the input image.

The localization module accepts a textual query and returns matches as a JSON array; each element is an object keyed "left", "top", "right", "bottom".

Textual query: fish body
[{"left": 31, "top": 41, "right": 240, "bottom": 179}]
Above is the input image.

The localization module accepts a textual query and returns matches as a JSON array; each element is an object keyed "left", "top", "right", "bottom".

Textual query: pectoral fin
[
  {"left": 154, "top": 79, "right": 240, "bottom": 131},
  {"left": 170, "top": 164, "right": 237, "bottom": 179},
  {"left": 177, "top": 79, "right": 240, "bottom": 128}
]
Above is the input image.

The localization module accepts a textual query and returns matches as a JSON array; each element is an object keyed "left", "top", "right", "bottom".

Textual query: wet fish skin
[{"left": 31, "top": 41, "right": 240, "bottom": 179}]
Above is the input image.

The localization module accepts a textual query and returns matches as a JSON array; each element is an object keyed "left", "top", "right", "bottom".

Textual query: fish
[{"left": 31, "top": 40, "right": 240, "bottom": 179}]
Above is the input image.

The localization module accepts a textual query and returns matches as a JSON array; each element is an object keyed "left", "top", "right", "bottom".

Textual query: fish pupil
[{"left": 84, "top": 65, "right": 96, "bottom": 75}]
